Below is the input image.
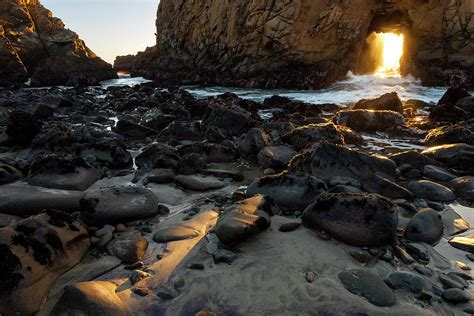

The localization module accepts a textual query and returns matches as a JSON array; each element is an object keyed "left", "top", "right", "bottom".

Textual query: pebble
[{"left": 305, "top": 271, "right": 316, "bottom": 283}]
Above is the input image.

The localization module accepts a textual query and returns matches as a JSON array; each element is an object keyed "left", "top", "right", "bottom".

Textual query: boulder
[
  {"left": 283, "top": 123, "right": 344, "bottom": 150},
  {"left": 175, "top": 175, "right": 225, "bottom": 191},
  {"left": 28, "top": 153, "right": 100, "bottom": 191},
  {"left": 51, "top": 281, "right": 131, "bottom": 316},
  {"left": 384, "top": 272, "right": 426, "bottom": 294},
  {"left": 144, "top": 168, "right": 177, "bottom": 184},
  {"left": 423, "top": 165, "right": 457, "bottom": 183},
  {"left": 106, "top": 234, "right": 149, "bottom": 264},
  {"left": 361, "top": 175, "right": 413, "bottom": 200},
  {"left": 0, "top": 163, "right": 21, "bottom": 185},
  {"left": 178, "top": 142, "right": 237, "bottom": 163},
  {"left": 302, "top": 193, "right": 398, "bottom": 246},
  {"left": 136, "top": 143, "right": 179, "bottom": 170},
  {"left": 333, "top": 110, "right": 405, "bottom": 132},
  {"left": 246, "top": 172, "right": 327, "bottom": 211},
  {"left": 202, "top": 101, "right": 252, "bottom": 141},
  {"left": 289, "top": 143, "right": 397, "bottom": 182},
  {"left": 390, "top": 150, "right": 440, "bottom": 169},
  {"left": 407, "top": 180, "right": 455, "bottom": 202},
  {"left": 257, "top": 146, "right": 296, "bottom": 169},
  {"left": 353, "top": 92, "right": 404, "bottom": 114},
  {"left": 339, "top": 269, "right": 396, "bottom": 307},
  {"left": 158, "top": 121, "right": 203, "bottom": 141},
  {"left": 31, "top": 121, "right": 75, "bottom": 149},
  {"left": 438, "top": 87, "right": 471, "bottom": 106},
  {"left": 422, "top": 144, "right": 474, "bottom": 173},
  {"left": 425, "top": 123, "right": 474, "bottom": 146},
  {"left": 0, "top": 210, "right": 90, "bottom": 315},
  {"left": 6, "top": 110, "right": 41, "bottom": 146},
  {"left": 114, "top": 120, "right": 157, "bottom": 139},
  {"left": 79, "top": 140, "right": 133, "bottom": 169},
  {"left": 177, "top": 153, "right": 207, "bottom": 175},
  {"left": 449, "top": 176, "right": 474, "bottom": 202},
  {"left": 80, "top": 187, "right": 159, "bottom": 226},
  {"left": 238, "top": 128, "right": 271, "bottom": 156},
  {"left": 404, "top": 209, "right": 443, "bottom": 245},
  {"left": 215, "top": 195, "right": 274, "bottom": 246}
]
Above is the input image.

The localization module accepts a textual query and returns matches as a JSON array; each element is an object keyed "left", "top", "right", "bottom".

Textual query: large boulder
[
  {"left": 302, "top": 193, "right": 398, "bottom": 246},
  {"left": 51, "top": 281, "right": 131, "bottom": 316},
  {"left": 80, "top": 187, "right": 159, "bottom": 226},
  {"left": 0, "top": 210, "right": 90, "bottom": 315},
  {"left": 333, "top": 109, "right": 405, "bottom": 132},
  {"left": 424, "top": 123, "right": 474, "bottom": 146},
  {"left": 289, "top": 143, "right": 397, "bottom": 182},
  {"left": 353, "top": 92, "right": 404, "bottom": 114},
  {"left": 283, "top": 122, "right": 344, "bottom": 150},
  {"left": 422, "top": 143, "right": 474, "bottom": 173},
  {"left": 246, "top": 172, "right": 327, "bottom": 211},
  {"left": 215, "top": 195, "right": 274, "bottom": 246}
]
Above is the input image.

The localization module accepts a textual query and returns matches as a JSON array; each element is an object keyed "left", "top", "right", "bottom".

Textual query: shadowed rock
[
  {"left": 333, "top": 109, "right": 405, "bottom": 132},
  {"left": 353, "top": 92, "right": 403, "bottom": 114}
]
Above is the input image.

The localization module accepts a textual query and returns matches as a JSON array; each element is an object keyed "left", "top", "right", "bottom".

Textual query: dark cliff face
[
  {"left": 131, "top": 0, "right": 474, "bottom": 89},
  {"left": 0, "top": 0, "right": 116, "bottom": 87}
]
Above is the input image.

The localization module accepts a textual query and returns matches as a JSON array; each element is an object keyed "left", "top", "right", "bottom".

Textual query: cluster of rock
[
  {"left": 125, "top": 0, "right": 474, "bottom": 88},
  {"left": 0, "top": 0, "right": 116, "bottom": 87},
  {"left": 1, "top": 80, "right": 474, "bottom": 314}
]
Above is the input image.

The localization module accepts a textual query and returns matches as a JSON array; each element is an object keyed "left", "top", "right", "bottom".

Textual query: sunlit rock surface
[
  {"left": 0, "top": 0, "right": 116, "bottom": 86},
  {"left": 131, "top": 0, "right": 474, "bottom": 88}
]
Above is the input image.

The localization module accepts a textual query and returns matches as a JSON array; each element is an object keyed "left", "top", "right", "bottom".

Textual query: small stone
[
  {"left": 279, "top": 222, "right": 301, "bottom": 232},
  {"left": 115, "top": 223, "right": 127, "bottom": 233},
  {"left": 306, "top": 271, "right": 316, "bottom": 283},
  {"left": 349, "top": 250, "right": 371, "bottom": 264},
  {"left": 213, "top": 249, "right": 237, "bottom": 264},
  {"left": 188, "top": 263, "right": 205, "bottom": 270},
  {"left": 157, "top": 204, "right": 170, "bottom": 215},
  {"left": 96, "top": 232, "right": 114, "bottom": 250},
  {"left": 394, "top": 246, "right": 415, "bottom": 265},
  {"left": 130, "top": 270, "right": 150, "bottom": 285},
  {"left": 413, "top": 265, "right": 433, "bottom": 276},
  {"left": 133, "top": 286, "right": 149, "bottom": 297},
  {"left": 156, "top": 288, "right": 175, "bottom": 300},
  {"left": 124, "top": 261, "right": 144, "bottom": 270}
]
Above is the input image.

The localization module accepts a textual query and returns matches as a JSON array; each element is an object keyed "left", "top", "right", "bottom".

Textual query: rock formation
[
  {"left": 131, "top": 0, "right": 474, "bottom": 89},
  {"left": 0, "top": 0, "right": 116, "bottom": 86}
]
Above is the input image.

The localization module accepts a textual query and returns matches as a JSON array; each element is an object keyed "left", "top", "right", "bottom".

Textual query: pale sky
[{"left": 41, "top": 0, "right": 158, "bottom": 64}]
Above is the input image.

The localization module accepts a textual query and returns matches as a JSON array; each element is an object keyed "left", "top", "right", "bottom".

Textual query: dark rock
[
  {"left": 257, "top": 145, "right": 296, "bottom": 169},
  {"left": 238, "top": 128, "right": 271, "bottom": 156},
  {"left": 0, "top": 163, "right": 21, "bottom": 185},
  {"left": 178, "top": 141, "right": 237, "bottom": 163},
  {"left": 302, "top": 193, "right": 398, "bottom": 247},
  {"left": 114, "top": 120, "right": 157, "bottom": 139},
  {"left": 390, "top": 150, "right": 440, "bottom": 169},
  {"left": 80, "top": 187, "right": 159, "bottom": 226},
  {"left": 158, "top": 121, "right": 202, "bottom": 141},
  {"left": 439, "top": 273, "right": 468, "bottom": 289},
  {"left": 384, "top": 271, "right": 426, "bottom": 293},
  {"left": 215, "top": 195, "right": 273, "bottom": 246},
  {"left": 136, "top": 144, "right": 179, "bottom": 170},
  {"left": 80, "top": 140, "right": 133, "bottom": 169},
  {"left": 106, "top": 234, "right": 149, "bottom": 264},
  {"left": 449, "top": 176, "right": 474, "bottom": 201},
  {"left": 175, "top": 175, "right": 224, "bottom": 191},
  {"left": 438, "top": 87, "right": 471, "bottom": 106},
  {"left": 144, "top": 168, "right": 176, "bottom": 184},
  {"left": 353, "top": 92, "right": 404, "bottom": 114},
  {"left": 51, "top": 281, "right": 131, "bottom": 316},
  {"left": 31, "top": 121, "right": 74, "bottom": 149},
  {"left": 246, "top": 172, "right": 327, "bottom": 211},
  {"left": 338, "top": 269, "right": 396, "bottom": 307},
  {"left": 333, "top": 109, "right": 405, "bottom": 132},
  {"left": 202, "top": 100, "right": 252, "bottom": 141},
  {"left": 289, "top": 143, "right": 397, "bottom": 182},
  {"left": 279, "top": 222, "right": 301, "bottom": 232},
  {"left": 424, "top": 123, "right": 474, "bottom": 146},
  {"left": 442, "top": 288, "right": 472, "bottom": 303},
  {"left": 423, "top": 165, "right": 457, "bottom": 183},
  {"left": 153, "top": 227, "right": 199, "bottom": 243},
  {"left": 422, "top": 143, "right": 474, "bottom": 173},
  {"left": 177, "top": 153, "right": 207, "bottom": 175},
  {"left": 407, "top": 180, "right": 455, "bottom": 202},
  {"left": 361, "top": 175, "right": 413, "bottom": 200},
  {"left": 404, "top": 209, "right": 443, "bottom": 245},
  {"left": 6, "top": 110, "right": 41, "bottom": 146},
  {"left": 213, "top": 249, "right": 238, "bottom": 264},
  {"left": 283, "top": 122, "right": 344, "bottom": 150}
]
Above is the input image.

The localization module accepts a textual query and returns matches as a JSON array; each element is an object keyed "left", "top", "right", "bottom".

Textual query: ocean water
[{"left": 185, "top": 72, "right": 449, "bottom": 105}]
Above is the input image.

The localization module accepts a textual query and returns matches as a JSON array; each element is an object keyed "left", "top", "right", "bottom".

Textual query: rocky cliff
[
  {"left": 0, "top": 0, "right": 116, "bottom": 87},
  {"left": 132, "top": 0, "right": 474, "bottom": 89}
]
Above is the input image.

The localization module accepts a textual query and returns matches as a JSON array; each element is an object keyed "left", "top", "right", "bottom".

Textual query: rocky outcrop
[
  {"left": 0, "top": 0, "right": 116, "bottom": 86},
  {"left": 131, "top": 0, "right": 474, "bottom": 89}
]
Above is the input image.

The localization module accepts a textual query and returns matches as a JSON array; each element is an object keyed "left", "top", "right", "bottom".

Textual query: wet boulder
[
  {"left": 113, "top": 119, "right": 157, "bottom": 139},
  {"left": 135, "top": 143, "right": 180, "bottom": 170},
  {"left": 289, "top": 143, "right": 397, "bottom": 182},
  {"left": 404, "top": 208, "right": 443, "bottom": 245},
  {"left": 423, "top": 165, "right": 457, "bottom": 183},
  {"left": 0, "top": 210, "right": 90, "bottom": 315},
  {"left": 79, "top": 140, "right": 133, "bottom": 169},
  {"left": 407, "top": 180, "right": 455, "bottom": 202},
  {"left": 6, "top": 110, "right": 41, "bottom": 146},
  {"left": 437, "top": 87, "right": 471, "bottom": 106},
  {"left": 177, "top": 153, "right": 207, "bottom": 175},
  {"left": 361, "top": 175, "right": 413, "bottom": 200},
  {"left": 353, "top": 92, "right": 404, "bottom": 114},
  {"left": 80, "top": 186, "right": 159, "bottom": 226},
  {"left": 390, "top": 150, "right": 440, "bottom": 169},
  {"left": 215, "top": 195, "right": 274, "bottom": 246},
  {"left": 51, "top": 281, "right": 131, "bottom": 316},
  {"left": 422, "top": 144, "right": 474, "bottom": 173},
  {"left": 246, "top": 172, "right": 327, "bottom": 211},
  {"left": 202, "top": 101, "right": 253, "bottom": 141},
  {"left": 238, "top": 128, "right": 271, "bottom": 157},
  {"left": 339, "top": 269, "right": 396, "bottom": 307},
  {"left": 31, "top": 121, "right": 75, "bottom": 149},
  {"left": 257, "top": 145, "right": 296, "bottom": 169},
  {"left": 424, "top": 123, "right": 474, "bottom": 146},
  {"left": 449, "top": 176, "right": 474, "bottom": 202},
  {"left": 333, "top": 109, "right": 405, "bottom": 132},
  {"left": 283, "top": 122, "right": 344, "bottom": 150},
  {"left": 28, "top": 153, "right": 100, "bottom": 191},
  {"left": 302, "top": 193, "right": 398, "bottom": 246}
]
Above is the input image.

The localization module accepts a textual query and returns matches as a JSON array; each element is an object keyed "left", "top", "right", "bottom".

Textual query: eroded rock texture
[
  {"left": 132, "top": 0, "right": 474, "bottom": 88},
  {"left": 0, "top": 0, "right": 116, "bottom": 86}
]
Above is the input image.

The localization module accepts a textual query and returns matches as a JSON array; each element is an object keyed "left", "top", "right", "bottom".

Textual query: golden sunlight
[{"left": 376, "top": 33, "right": 404, "bottom": 76}]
